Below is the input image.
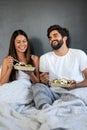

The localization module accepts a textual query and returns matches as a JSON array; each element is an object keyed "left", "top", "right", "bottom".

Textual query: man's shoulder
[{"left": 70, "top": 48, "right": 86, "bottom": 54}]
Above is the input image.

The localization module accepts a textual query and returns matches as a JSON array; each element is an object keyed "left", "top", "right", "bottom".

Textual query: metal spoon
[{"left": 13, "top": 59, "right": 26, "bottom": 65}]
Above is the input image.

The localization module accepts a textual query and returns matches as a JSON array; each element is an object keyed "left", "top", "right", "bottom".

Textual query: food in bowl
[
  {"left": 14, "top": 63, "right": 35, "bottom": 71},
  {"left": 51, "top": 78, "right": 73, "bottom": 88}
]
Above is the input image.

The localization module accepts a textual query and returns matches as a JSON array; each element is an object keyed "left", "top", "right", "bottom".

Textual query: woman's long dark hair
[{"left": 8, "top": 29, "right": 33, "bottom": 81}]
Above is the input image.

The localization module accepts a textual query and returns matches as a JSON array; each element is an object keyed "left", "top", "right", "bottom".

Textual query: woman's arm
[
  {"left": 27, "top": 55, "right": 40, "bottom": 84},
  {"left": 0, "top": 56, "right": 14, "bottom": 85}
]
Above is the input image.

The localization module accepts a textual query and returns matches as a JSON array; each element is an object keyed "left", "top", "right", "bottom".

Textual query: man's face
[{"left": 49, "top": 30, "right": 63, "bottom": 50}]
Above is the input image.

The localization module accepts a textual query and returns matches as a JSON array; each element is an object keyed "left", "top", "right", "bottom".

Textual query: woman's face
[{"left": 14, "top": 34, "right": 28, "bottom": 54}]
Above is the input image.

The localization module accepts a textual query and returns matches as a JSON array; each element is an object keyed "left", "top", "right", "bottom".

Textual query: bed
[{"left": 0, "top": 77, "right": 87, "bottom": 130}]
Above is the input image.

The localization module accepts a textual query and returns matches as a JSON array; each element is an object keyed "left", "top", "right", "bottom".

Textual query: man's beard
[{"left": 51, "top": 39, "right": 63, "bottom": 50}]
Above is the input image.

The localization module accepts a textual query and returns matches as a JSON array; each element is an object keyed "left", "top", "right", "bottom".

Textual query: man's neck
[{"left": 54, "top": 47, "right": 69, "bottom": 56}]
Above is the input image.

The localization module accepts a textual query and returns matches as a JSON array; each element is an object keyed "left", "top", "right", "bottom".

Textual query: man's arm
[
  {"left": 76, "top": 68, "right": 87, "bottom": 88},
  {"left": 68, "top": 68, "right": 87, "bottom": 90}
]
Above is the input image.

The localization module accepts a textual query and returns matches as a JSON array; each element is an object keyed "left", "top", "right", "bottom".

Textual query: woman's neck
[{"left": 17, "top": 53, "right": 27, "bottom": 63}]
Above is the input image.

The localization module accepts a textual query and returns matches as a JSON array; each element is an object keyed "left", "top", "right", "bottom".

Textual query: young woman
[
  {"left": 0, "top": 30, "right": 39, "bottom": 105},
  {"left": 0, "top": 29, "right": 39, "bottom": 85}
]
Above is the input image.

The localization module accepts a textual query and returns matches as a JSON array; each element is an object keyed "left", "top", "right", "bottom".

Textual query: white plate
[
  {"left": 14, "top": 65, "right": 35, "bottom": 71},
  {"left": 50, "top": 86, "right": 70, "bottom": 93},
  {"left": 49, "top": 82, "right": 71, "bottom": 88},
  {"left": 50, "top": 78, "right": 73, "bottom": 88}
]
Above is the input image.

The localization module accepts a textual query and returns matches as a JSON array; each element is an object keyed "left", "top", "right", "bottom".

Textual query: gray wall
[{"left": 0, "top": 0, "right": 87, "bottom": 64}]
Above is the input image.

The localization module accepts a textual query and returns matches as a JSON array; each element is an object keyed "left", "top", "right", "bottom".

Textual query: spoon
[{"left": 13, "top": 59, "right": 26, "bottom": 65}]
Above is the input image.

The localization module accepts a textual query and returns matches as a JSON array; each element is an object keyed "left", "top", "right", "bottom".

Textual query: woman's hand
[
  {"left": 40, "top": 72, "right": 49, "bottom": 85},
  {"left": 6, "top": 56, "right": 14, "bottom": 69}
]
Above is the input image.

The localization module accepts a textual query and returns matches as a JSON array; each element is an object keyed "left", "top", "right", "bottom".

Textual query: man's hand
[{"left": 65, "top": 80, "right": 76, "bottom": 90}]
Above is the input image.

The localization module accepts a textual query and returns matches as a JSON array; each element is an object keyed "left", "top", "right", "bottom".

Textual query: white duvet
[
  {"left": 0, "top": 80, "right": 87, "bottom": 130},
  {"left": 0, "top": 79, "right": 33, "bottom": 105}
]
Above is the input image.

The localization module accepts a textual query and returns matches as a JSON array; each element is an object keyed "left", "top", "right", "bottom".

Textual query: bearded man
[{"left": 32, "top": 24, "right": 87, "bottom": 109}]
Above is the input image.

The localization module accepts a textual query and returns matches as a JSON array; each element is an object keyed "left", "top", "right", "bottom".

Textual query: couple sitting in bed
[{"left": 0, "top": 24, "right": 87, "bottom": 109}]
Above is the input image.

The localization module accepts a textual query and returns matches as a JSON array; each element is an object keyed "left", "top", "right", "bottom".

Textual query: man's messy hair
[{"left": 47, "top": 24, "right": 70, "bottom": 48}]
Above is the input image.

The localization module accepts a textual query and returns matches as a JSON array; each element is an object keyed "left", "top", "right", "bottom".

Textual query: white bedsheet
[
  {"left": 0, "top": 79, "right": 33, "bottom": 105},
  {"left": 0, "top": 82, "right": 87, "bottom": 130}
]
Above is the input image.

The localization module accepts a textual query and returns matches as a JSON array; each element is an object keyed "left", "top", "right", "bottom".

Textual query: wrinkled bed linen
[
  {"left": 0, "top": 79, "right": 33, "bottom": 105},
  {"left": 0, "top": 81, "right": 87, "bottom": 130}
]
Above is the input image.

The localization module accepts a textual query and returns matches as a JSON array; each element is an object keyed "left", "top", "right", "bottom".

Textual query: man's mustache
[{"left": 51, "top": 40, "right": 58, "bottom": 44}]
